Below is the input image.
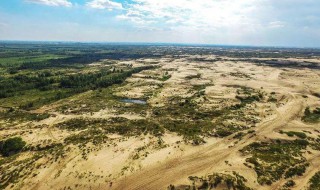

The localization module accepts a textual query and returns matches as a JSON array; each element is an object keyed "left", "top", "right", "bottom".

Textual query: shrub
[
  {"left": 309, "top": 171, "right": 320, "bottom": 190},
  {"left": 0, "top": 137, "right": 26, "bottom": 157},
  {"left": 302, "top": 107, "right": 320, "bottom": 123},
  {"left": 283, "top": 180, "right": 295, "bottom": 188},
  {"left": 285, "top": 163, "right": 309, "bottom": 178},
  {"left": 281, "top": 131, "right": 307, "bottom": 139},
  {"left": 160, "top": 74, "right": 171, "bottom": 81}
]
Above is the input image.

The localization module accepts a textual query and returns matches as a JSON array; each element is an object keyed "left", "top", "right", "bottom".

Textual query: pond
[{"left": 120, "top": 99, "right": 147, "bottom": 105}]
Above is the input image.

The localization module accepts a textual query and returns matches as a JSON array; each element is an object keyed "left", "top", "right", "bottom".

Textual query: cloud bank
[
  {"left": 113, "top": 0, "right": 320, "bottom": 46},
  {"left": 2, "top": 0, "right": 319, "bottom": 47}
]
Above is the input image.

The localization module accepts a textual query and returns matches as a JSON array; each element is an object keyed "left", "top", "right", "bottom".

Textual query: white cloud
[
  {"left": 26, "top": 0, "right": 72, "bottom": 7},
  {"left": 87, "top": 0, "right": 123, "bottom": 10},
  {"left": 12, "top": 0, "right": 320, "bottom": 47},
  {"left": 118, "top": 0, "right": 262, "bottom": 30},
  {"left": 115, "top": 0, "right": 307, "bottom": 45}
]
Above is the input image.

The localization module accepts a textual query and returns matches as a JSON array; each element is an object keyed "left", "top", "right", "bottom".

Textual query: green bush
[
  {"left": 281, "top": 131, "right": 307, "bottom": 139},
  {"left": 283, "top": 180, "right": 295, "bottom": 188},
  {"left": 0, "top": 137, "right": 26, "bottom": 157},
  {"left": 302, "top": 107, "right": 320, "bottom": 123},
  {"left": 160, "top": 74, "right": 171, "bottom": 81},
  {"left": 309, "top": 171, "right": 320, "bottom": 190},
  {"left": 285, "top": 163, "right": 309, "bottom": 178}
]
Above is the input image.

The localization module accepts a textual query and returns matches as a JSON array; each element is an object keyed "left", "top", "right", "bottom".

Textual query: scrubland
[{"left": 1, "top": 43, "right": 320, "bottom": 190}]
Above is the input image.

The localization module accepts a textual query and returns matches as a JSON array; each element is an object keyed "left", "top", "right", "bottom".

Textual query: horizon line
[{"left": 0, "top": 40, "right": 320, "bottom": 50}]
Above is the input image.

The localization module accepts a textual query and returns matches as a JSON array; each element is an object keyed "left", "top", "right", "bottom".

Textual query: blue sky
[{"left": 0, "top": 0, "right": 319, "bottom": 47}]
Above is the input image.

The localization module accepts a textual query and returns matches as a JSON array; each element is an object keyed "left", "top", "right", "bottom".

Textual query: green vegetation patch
[
  {"left": 231, "top": 86, "right": 263, "bottom": 109},
  {"left": 60, "top": 66, "right": 154, "bottom": 90},
  {"left": 309, "top": 137, "right": 320, "bottom": 151},
  {"left": 168, "top": 172, "right": 252, "bottom": 190},
  {"left": 230, "top": 72, "right": 252, "bottom": 79},
  {"left": 58, "top": 117, "right": 164, "bottom": 136},
  {"left": 57, "top": 118, "right": 108, "bottom": 131},
  {"left": 0, "top": 59, "right": 155, "bottom": 110},
  {"left": 151, "top": 86, "right": 261, "bottom": 144},
  {"left": 159, "top": 72, "right": 171, "bottom": 81},
  {"left": 64, "top": 128, "right": 108, "bottom": 146},
  {"left": 279, "top": 130, "right": 308, "bottom": 139},
  {"left": 0, "top": 137, "right": 26, "bottom": 157},
  {"left": 282, "top": 180, "right": 296, "bottom": 189},
  {"left": 302, "top": 107, "right": 320, "bottom": 123},
  {"left": 0, "top": 54, "right": 67, "bottom": 68},
  {"left": 241, "top": 139, "right": 309, "bottom": 185},
  {"left": 0, "top": 109, "right": 50, "bottom": 124},
  {"left": 308, "top": 171, "right": 320, "bottom": 190}
]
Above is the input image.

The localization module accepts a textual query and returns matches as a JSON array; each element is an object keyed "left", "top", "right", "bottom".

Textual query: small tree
[{"left": 0, "top": 137, "right": 26, "bottom": 157}]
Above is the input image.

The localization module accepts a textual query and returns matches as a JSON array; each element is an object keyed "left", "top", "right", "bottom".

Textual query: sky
[{"left": 0, "top": 0, "right": 319, "bottom": 47}]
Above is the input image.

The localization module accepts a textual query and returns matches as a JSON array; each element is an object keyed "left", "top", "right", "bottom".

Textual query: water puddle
[{"left": 120, "top": 99, "right": 147, "bottom": 105}]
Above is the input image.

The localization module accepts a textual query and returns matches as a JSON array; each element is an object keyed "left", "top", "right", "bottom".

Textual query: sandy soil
[{"left": 2, "top": 55, "right": 320, "bottom": 190}]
